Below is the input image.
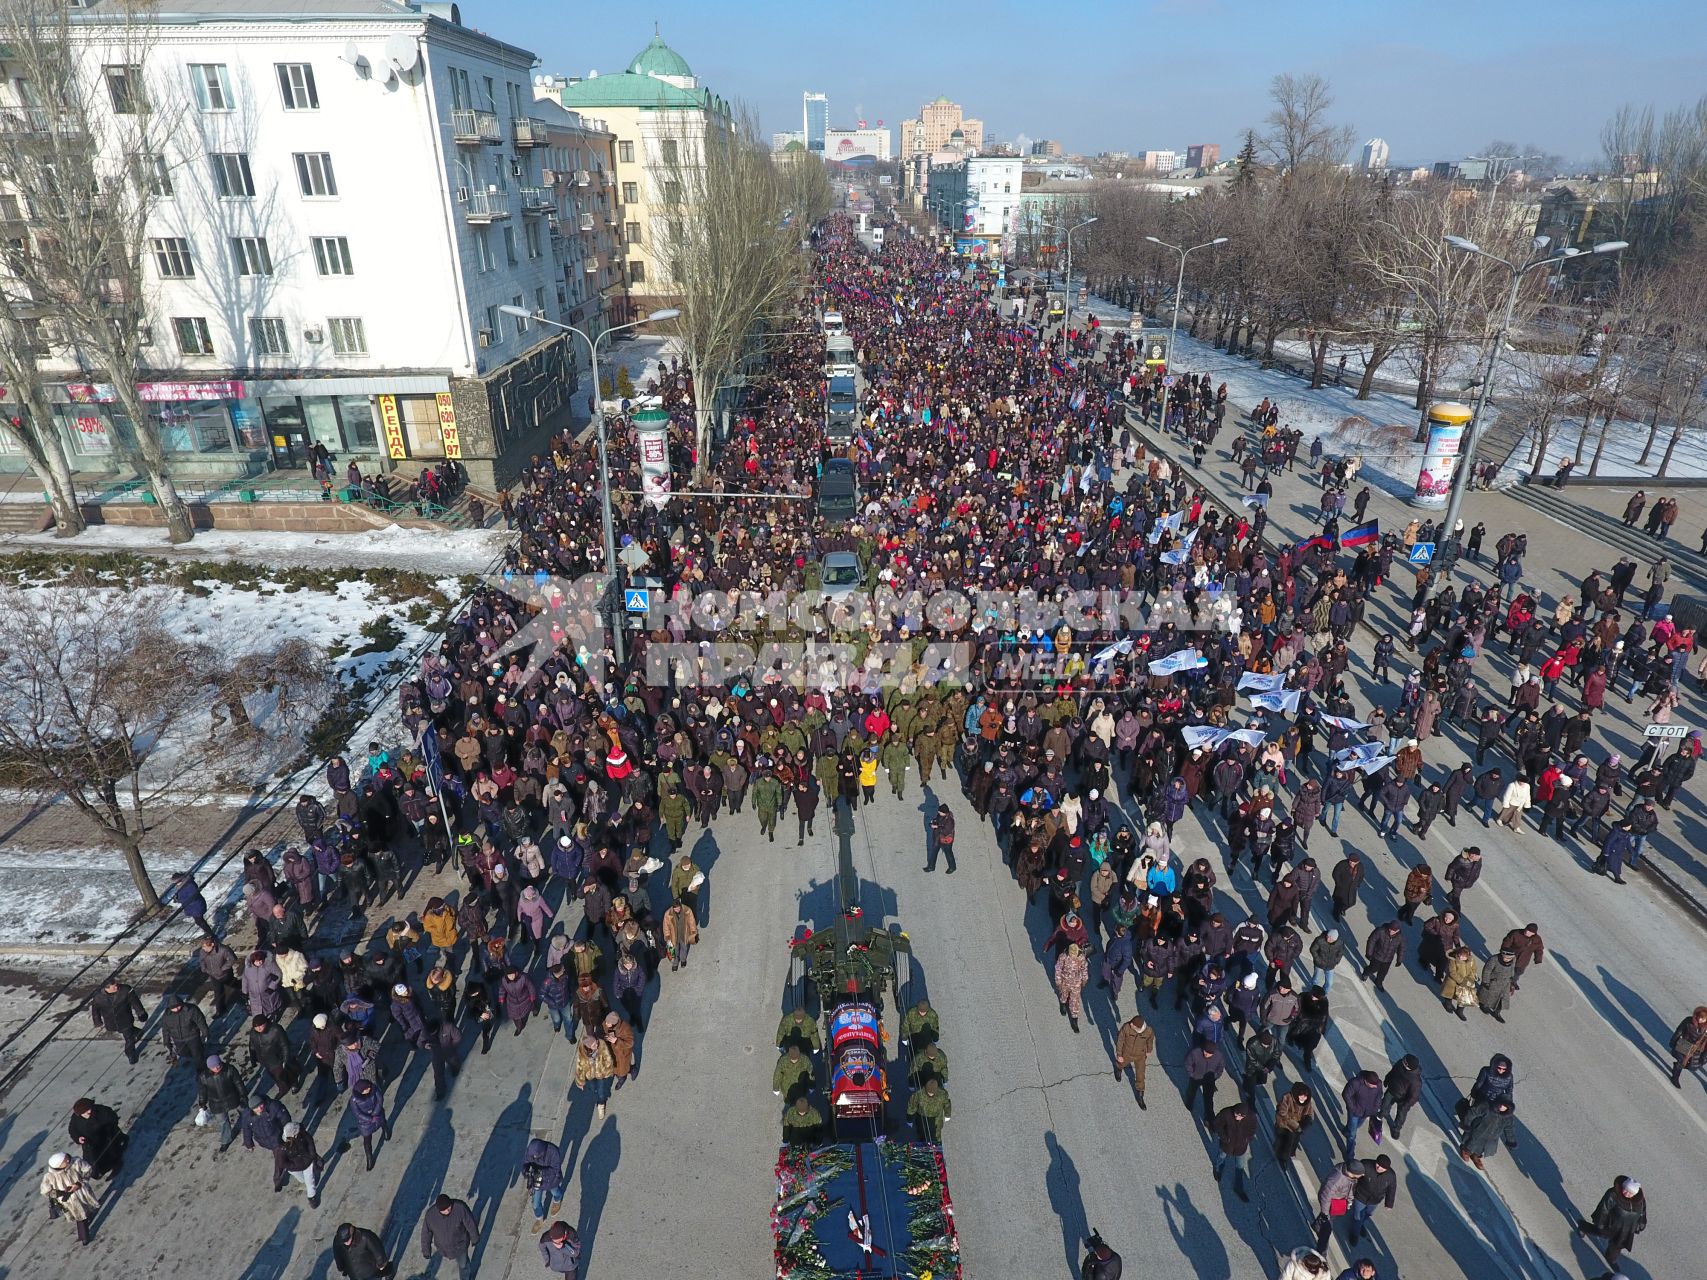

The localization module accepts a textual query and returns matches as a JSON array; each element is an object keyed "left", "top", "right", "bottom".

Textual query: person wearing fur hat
[{"left": 40, "top": 1151, "right": 99, "bottom": 1244}]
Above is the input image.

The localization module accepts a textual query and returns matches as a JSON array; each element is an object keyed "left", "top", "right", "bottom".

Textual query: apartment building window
[
  {"left": 232, "top": 236, "right": 273, "bottom": 276},
  {"left": 104, "top": 65, "right": 141, "bottom": 114},
  {"left": 447, "top": 66, "right": 470, "bottom": 110},
  {"left": 189, "top": 64, "right": 232, "bottom": 112},
  {"left": 328, "top": 316, "right": 367, "bottom": 355},
  {"left": 150, "top": 237, "right": 194, "bottom": 278},
  {"left": 618, "top": 140, "right": 633, "bottom": 163},
  {"left": 625, "top": 221, "right": 641, "bottom": 245},
  {"left": 250, "top": 317, "right": 290, "bottom": 355},
  {"left": 473, "top": 227, "right": 494, "bottom": 273},
  {"left": 276, "top": 63, "right": 319, "bottom": 110},
  {"left": 622, "top": 181, "right": 638, "bottom": 203},
  {"left": 525, "top": 220, "right": 541, "bottom": 259},
  {"left": 293, "top": 152, "right": 337, "bottom": 197},
  {"left": 311, "top": 236, "right": 353, "bottom": 276},
  {"left": 629, "top": 261, "right": 645, "bottom": 283},
  {"left": 660, "top": 139, "right": 678, "bottom": 164},
  {"left": 502, "top": 226, "right": 517, "bottom": 266},
  {"left": 136, "top": 152, "right": 173, "bottom": 196},
  {"left": 662, "top": 180, "right": 682, "bottom": 203},
  {"left": 173, "top": 316, "right": 213, "bottom": 355},
  {"left": 535, "top": 286, "right": 546, "bottom": 316},
  {"left": 211, "top": 152, "right": 255, "bottom": 198},
  {"left": 512, "top": 295, "right": 528, "bottom": 332},
  {"left": 484, "top": 305, "right": 500, "bottom": 339}
]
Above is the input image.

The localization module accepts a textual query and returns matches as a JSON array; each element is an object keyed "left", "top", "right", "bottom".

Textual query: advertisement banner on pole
[
  {"left": 634, "top": 409, "right": 671, "bottom": 509},
  {"left": 1413, "top": 401, "right": 1472, "bottom": 507}
]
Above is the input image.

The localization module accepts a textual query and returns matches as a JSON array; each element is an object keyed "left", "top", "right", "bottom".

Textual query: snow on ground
[
  {"left": 0, "top": 848, "right": 238, "bottom": 948},
  {"left": 1501, "top": 414, "right": 1707, "bottom": 482},
  {"left": 0, "top": 521, "right": 513, "bottom": 572}
]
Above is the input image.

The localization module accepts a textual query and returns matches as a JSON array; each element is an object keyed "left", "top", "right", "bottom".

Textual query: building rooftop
[{"left": 626, "top": 32, "right": 692, "bottom": 79}]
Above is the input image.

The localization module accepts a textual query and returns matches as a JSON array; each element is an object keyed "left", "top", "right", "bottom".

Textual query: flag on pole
[
  {"left": 1091, "top": 637, "right": 1135, "bottom": 666},
  {"left": 1251, "top": 689, "right": 1302, "bottom": 714},
  {"left": 1318, "top": 713, "right": 1371, "bottom": 731},
  {"left": 1340, "top": 519, "right": 1380, "bottom": 548},
  {"left": 1237, "top": 671, "right": 1287, "bottom": 694},
  {"left": 1241, "top": 493, "right": 1269, "bottom": 509},
  {"left": 1226, "top": 728, "right": 1269, "bottom": 747},
  {"left": 1296, "top": 533, "right": 1335, "bottom": 552}
]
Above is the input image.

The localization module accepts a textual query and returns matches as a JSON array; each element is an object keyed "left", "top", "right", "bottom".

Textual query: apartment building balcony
[
  {"left": 512, "top": 116, "right": 549, "bottom": 148},
  {"left": 450, "top": 108, "right": 501, "bottom": 145},
  {"left": 459, "top": 187, "right": 512, "bottom": 222}
]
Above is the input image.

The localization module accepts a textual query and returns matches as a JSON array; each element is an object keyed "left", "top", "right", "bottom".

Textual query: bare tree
[
  {"left": 0, "top": 0, "right": 196, "bottom": 541},
  {"left": 0, "top": 277, "right": 85, "bottom": 533},
  {"left": 655, "top": 107, "right": 807, "bottom": 482},
  {"left": 1258, "top": 73, "right": 1355, "bottom": 172},
  {"left": 0, "top": 583, "right": 327, "bottom": 911}
]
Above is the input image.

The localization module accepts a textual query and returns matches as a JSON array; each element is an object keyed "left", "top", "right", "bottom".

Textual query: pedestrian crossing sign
[
  {"left": 624, "top": 588, "right": 651, "bottom": 613},
  {"left": 1409, "top": 542, "right": 1434, "bottom": 565}
]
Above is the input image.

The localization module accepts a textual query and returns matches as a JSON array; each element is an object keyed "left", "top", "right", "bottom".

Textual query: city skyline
[{"left": 510, "top": 0, "right": 1707, "bottom": 168}]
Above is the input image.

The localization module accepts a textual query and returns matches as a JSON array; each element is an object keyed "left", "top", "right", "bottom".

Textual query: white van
[{"left": 822, "top": 310, "right": 845, "bottom": 337}]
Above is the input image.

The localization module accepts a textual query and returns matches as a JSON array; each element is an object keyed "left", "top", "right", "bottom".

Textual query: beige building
[
  {"left": 536, "top": 33, "right": 731, "bottom": 313},
  {"left": 899, "top": 96, "right": 984, "bottom": 161}
]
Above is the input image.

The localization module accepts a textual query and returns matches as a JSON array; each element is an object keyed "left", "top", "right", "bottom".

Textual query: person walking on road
[
  {"left": 1478, "top": 948, "right": 1518, "bottom": 1023},
  {"left": 539, "top": 1221, "right": 582, "bottom": 1277},
  {"left": 1669, "top": 1005, "right": 1707, "bottom": 1087},
  {"left": 1381, "top": 1055, "right": 1423, "bottom": 1139},
  {"left": 1055, "top": 942, "right": 1089, "bottom": 1032},
  {"left": 274, "top": 1121, "right": 322, "bottom": 1207},
  {"left": 39, "top": 1151, "right": 99, "bottom": 1246},
  {"left": 420, "top": 1194, "right": 480, "bottom": 1280},
  {"left": 346, "top": 1077, "right": 393, "bottom": 1171},
  {"left": 1211, "top": 1099, "right": 1257, "bottom": 1200},
  {"left": 522, "top": 1137, "right": 565, "bottom": 1224},
  {"left": 1458, "top": 1097, "right": 1517, "bottom": 1169},
  {"left": 333, "top": 1222, "right": 393, "bottom": 1279},
  {"left": 1275, "top": 1082, "right": 1316, "bottom": 1160},
  {"left": 90, "top": 978, "right": 148, "bottom": 1066},
  {"left": 1113, "top": 1012, "right": 1155, "bottom": 1108},
  {"left": 1348, "top": 1154, "right": 1397, "bottom": 1245},
  {"left": 1576, "top": 1175, "right": 1647, "bottom": 1268},
  {"left": 1340, "top": 1071, "right": 1383, "bottom": 1154},
  {"left": 161, "top": 993, "right": 209, "bottom": 1074},
  {"left": 1311, "top": 1160, "right": 1364, "bottom": 1253},
  {"left": 1441, "top": 946, "right": 1480, "bottom": 1020}
]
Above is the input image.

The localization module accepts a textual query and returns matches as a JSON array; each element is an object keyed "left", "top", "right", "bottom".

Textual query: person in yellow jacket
[{"left": 859, "top": 749, "right": 879, "bottom": 805}]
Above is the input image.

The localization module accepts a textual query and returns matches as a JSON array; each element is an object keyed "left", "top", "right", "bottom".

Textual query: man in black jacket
[
  {"left": 89, "top": 979, "right": 147, "bottom": 1065},
  {"left": 1211, "top": 1100, "right": 1258, "bottom": 1200},
  {"left": 1081, "top": 1232, "right": 1123, "bottom": 1280},
  {"left": 161, "top": 994, "right": 209, "bottom": 1072},
  {"left": 420, "top": 1194, "right": 480, "bottom": 1280},
  {"left": 1382, "top": 1055, "right": 1423, "bottom": 1138},
  {"left": 1348, "top": 1154, "right": 1398, "bottom": 1244},
  {"left": 333, "top": 1222, "right": 393, "bottom": 1279}
]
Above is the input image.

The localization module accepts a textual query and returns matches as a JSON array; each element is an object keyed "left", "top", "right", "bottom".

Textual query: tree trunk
[
  {"left": 0, "top": 422, "right": 85, "bottom": 536},
  {"left": 689, "top": 361, "right": 719, "bottom": 485},
  {"left": 1528, "top": 421, "right": 1555, "bottom": 478},
  {"left": 1588, "top": 408, "right": 1614, "bottom": 477},
  {"left": 118, "top": 826, "right": 160, "bottom": 912},
  {"left": 1308, "top": 334, "right": 1329, "bottom": 390},
  {"left": 1658, "top": 422, "right": 1686, "bottom": 477},
  {"left": 110, "top": 382, "right": 195, "bottom": 543},
  {"left": 1637, "top": 399, "right": 1663, "bottom": 465}
]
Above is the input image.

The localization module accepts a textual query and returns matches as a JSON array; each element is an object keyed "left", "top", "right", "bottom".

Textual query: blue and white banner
[
  {"left": 1354, "top": 753, "right": 1397, "bottom": 775},
  {"left": 1332, "top": 743, "right": 1385, "bottom": 767},
  {"left": 1237, "top": 671, "right": 1288, "bottom": 694},
  {"left": 1251, "top": 689, "right": 1302, "bottom": 715},
  {"left": 1090, "top": 637, "right": 1134, "bottom": 666},
  {"left": 1227, "top": 728, "right": 1269, "bottom": 747},
  {"left": 1241, "top": 493, "right": 1269, "bottom": 509},
  {"left": 1319, "top": 713, "right": 1372, "bottom": 732},
  {"left": 1147, "top": 510, "right": 1184, "bottom": 545},
  {"left": 1147, "top": 648, "right": 1207, "bottom": 676},
  {"left": 1182, "top": 725, "right": 1232, "bottom": 750},
  {"left": 1159, "top": 528, "right": 1198, "bottom": 565}
]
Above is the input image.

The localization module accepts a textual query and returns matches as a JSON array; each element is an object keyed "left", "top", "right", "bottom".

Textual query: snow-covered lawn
[
  {"left": 0, "top": 521, "right": 512, "bottom": 572},
  {"left": 0, "top": 848, "right": 239, "bottom": 948}
]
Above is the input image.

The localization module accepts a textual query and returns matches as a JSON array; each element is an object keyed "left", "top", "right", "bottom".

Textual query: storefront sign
[
  {"left": 66, "top": 380, "right": 247, "bottom": 403},
  {"left": 435, "top": 392, "right": 462, "bottom": 459},
  {"left": 634, "top": 409, "right": 671, "bottom": 509},
  {"left": 378, "top": 395, "right": 407, "bottom": 459}
]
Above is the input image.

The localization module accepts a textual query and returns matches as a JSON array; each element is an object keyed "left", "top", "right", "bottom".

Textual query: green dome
[{"left": 628, "top": 34, "right": 692, "bottom": 79}]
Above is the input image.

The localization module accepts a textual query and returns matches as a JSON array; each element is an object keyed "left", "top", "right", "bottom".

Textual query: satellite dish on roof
[
  {"left": 384, "top": 34, "right": 420, "bottom": 75},
  {"left": 340, "top": 42, "right": 368, "bottom": 69}
]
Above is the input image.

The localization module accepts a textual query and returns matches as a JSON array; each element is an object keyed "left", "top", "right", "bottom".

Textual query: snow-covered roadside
[
  {"left": 0, "top": 521, "right": 512, "bottom": 572},
  {"left": 0, "top": 848, "right": 240, "bottom": 949}
]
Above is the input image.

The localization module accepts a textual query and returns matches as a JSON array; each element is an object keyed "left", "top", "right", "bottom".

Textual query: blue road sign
[
  {"left": 623, "top": 588, "right": 651, "bottom": 613},
  {"left": 1408, "top": 542, "right": 1435, "bottom": 565}
]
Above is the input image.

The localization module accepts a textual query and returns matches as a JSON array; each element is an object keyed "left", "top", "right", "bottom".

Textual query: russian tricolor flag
[{"left": 1339, "top": 520, "right": 1379, "bottom": 548}]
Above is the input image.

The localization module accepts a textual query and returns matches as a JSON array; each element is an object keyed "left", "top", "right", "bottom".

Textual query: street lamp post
[
  {"left": 1438, "top": 234, "right": 1627, "bottom": 540},
  {"left": 499, "top": 304, "right": 681, "bottom": 665},
  {"left": 1143, "top": 235, "right": 1228, "bottom": 433},
  {"left": 1058, "top": 216, "right": 1098, "bottom": 357}
]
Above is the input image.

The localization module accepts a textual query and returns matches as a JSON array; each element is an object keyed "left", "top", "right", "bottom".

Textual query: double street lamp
[
  {"left": 1051, "top": 216, "right": 1098, "bottom": 356},
  {"left": 1436, "top": 233, "right": 1626, "bottom": 539},
  {"left": 498, "top": 304, "right": 680, "bottom": 664},
  {"left": 1144, "top": 234, "right": 1228, "bottom": 431}
]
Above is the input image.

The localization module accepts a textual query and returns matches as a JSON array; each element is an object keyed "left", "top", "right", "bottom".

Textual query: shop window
[
  {"left": 399, "top": 394, "right": 445, "bottom": 458},
  {"left": 153, "top": 400, "right": 234, "bottom": 453},
  {"left": 335, "top": 395, "right": 378, "bottom": 450}
]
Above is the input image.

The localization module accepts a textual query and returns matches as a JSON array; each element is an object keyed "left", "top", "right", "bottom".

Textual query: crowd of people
[{"left": 44, "top": 214, "right": 1701, "bottom": 1280}]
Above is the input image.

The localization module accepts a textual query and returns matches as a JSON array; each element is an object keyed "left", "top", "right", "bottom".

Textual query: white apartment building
[
  {"left": 0, "top": 0, "right": 618, "bottom": 485},
  {"left": 928, "top": 155, "right": 1023, "bottom": 252}
]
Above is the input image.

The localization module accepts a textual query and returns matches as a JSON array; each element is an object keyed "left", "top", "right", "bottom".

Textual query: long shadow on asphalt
[
  {"left": 235, "top": 1206, "right": 301, "bottom": 1280},
  {"left": 466, "top": 1082, "right": 532, "bottom": 1275},
  {"left": 1550, "top": 953, "right": 1672, "bottom": 1075},
  {"left": 381, "top": 1101, "right": 456, "bottom": 1257},
  {"left": 88, "top": 1060, "right": 197, "bottom": 1236},
  {"left": 1043, "top": 1130, "right": 1089, "bottom": 1274},
  {"left": 1157, "top": 1182, "right": 1231, "bottom": 1280},
  {"left": 576, "top": 1116, "right": 621, "bottom": 1275}
]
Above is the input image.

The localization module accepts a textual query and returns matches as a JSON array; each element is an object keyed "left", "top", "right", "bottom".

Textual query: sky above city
[{"left": 495, "top": 0, "right": 1705, "bottom": 168}]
